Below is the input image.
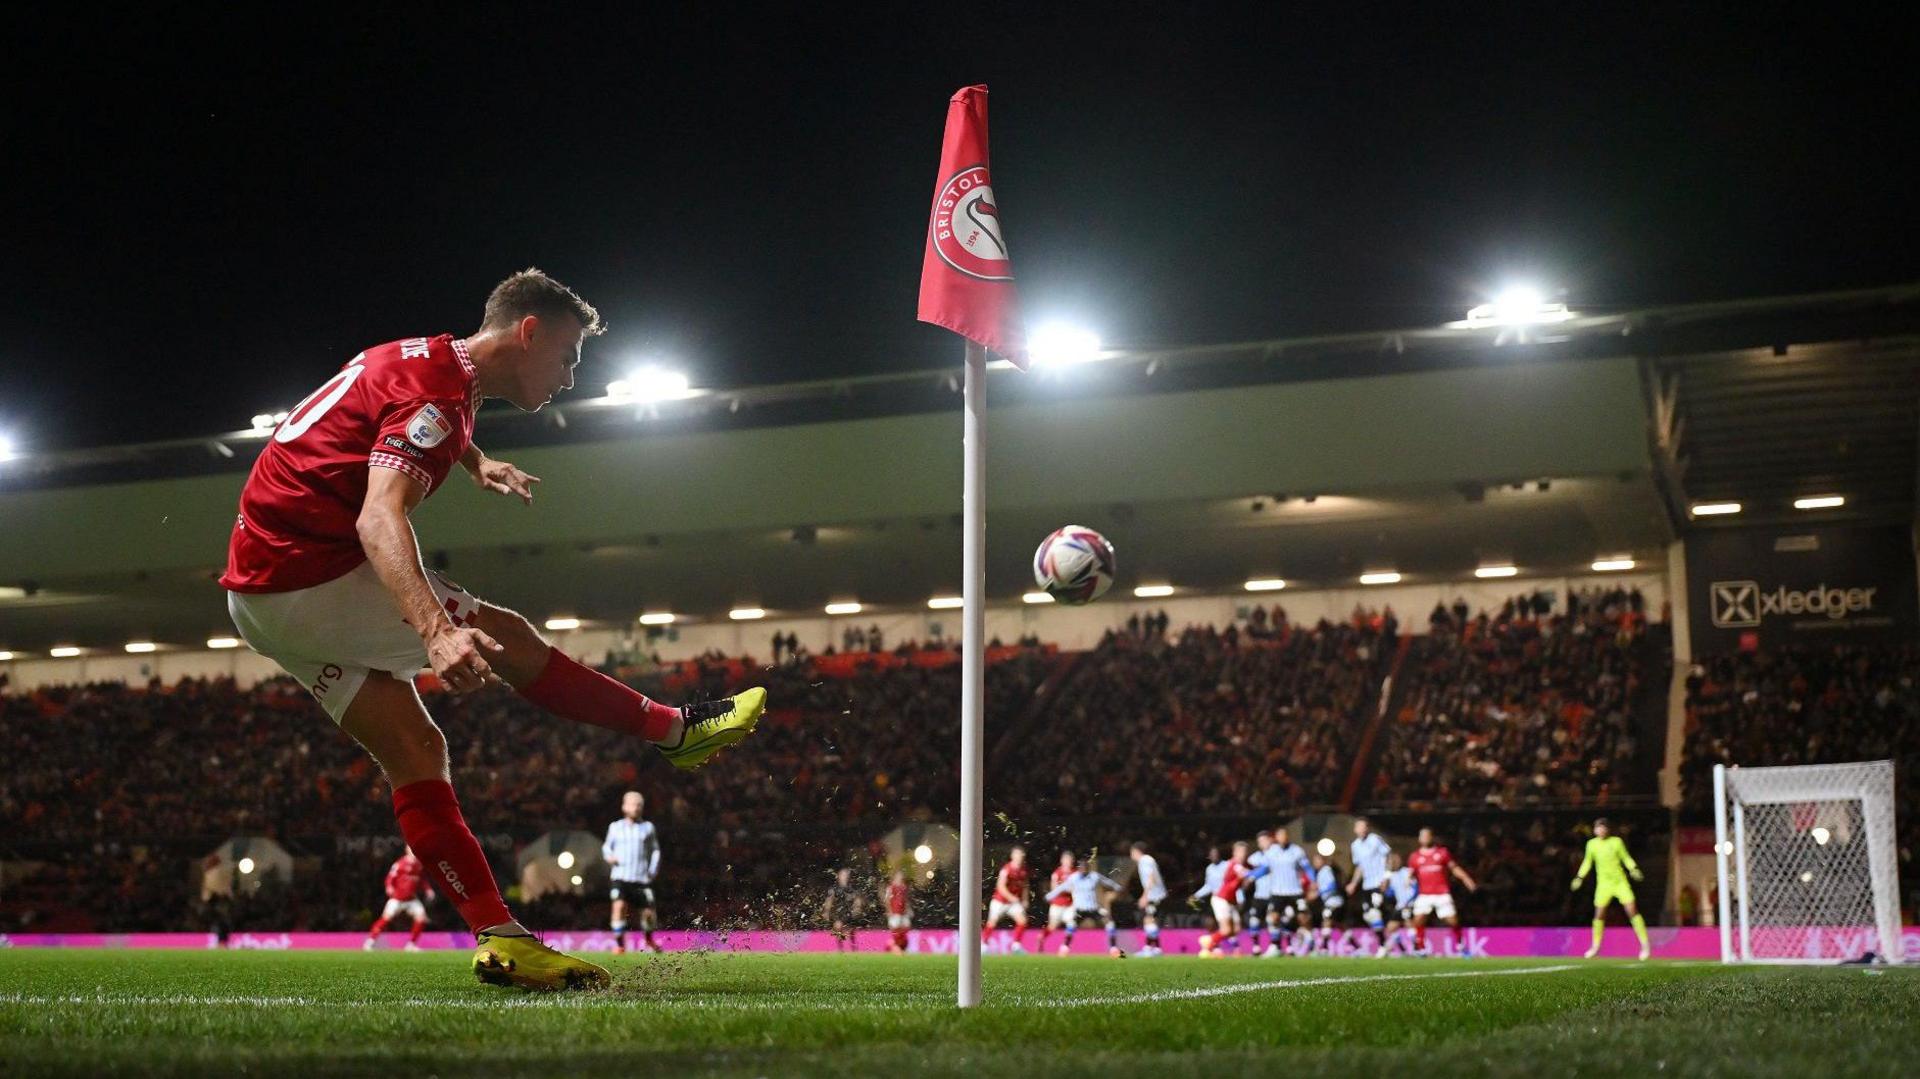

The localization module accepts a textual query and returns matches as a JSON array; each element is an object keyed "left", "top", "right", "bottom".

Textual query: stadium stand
[{"left": 1367, "top": 588, "right": 1667, "bottom": 808}]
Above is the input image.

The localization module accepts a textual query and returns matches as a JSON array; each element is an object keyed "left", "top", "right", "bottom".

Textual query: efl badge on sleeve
[{"left": 406, "top": 404, "right": 452, "bottom": 449}]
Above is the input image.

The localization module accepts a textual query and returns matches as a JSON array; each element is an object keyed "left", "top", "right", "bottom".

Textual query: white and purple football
[{"left": 1032, "top": 526, "right": 1117, "bottom": 605}]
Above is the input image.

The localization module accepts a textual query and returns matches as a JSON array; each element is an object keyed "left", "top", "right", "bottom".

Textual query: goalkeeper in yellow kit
[{"left": 1572, "top": 817, "right": 1650, "bottom": 960}]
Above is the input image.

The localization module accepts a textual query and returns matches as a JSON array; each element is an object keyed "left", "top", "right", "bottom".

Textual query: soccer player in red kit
[
  {"left": 221, "top": 270, "right": 766, "bottom": 990},
  {"left": 365, "top": 847, "right": 433, "bottom": 951},
  {"left": 885, "top": 871, "right": 912, "bottom": 953},
  {"left": 984, "top": 844, "right": 1031, "bottom": 951},
  {"left": 1037, "top": 850, "right": 1077, "bottom": 953},
  {"left": 1405, "top": 827, "right": 1478, "bottom": 955}
]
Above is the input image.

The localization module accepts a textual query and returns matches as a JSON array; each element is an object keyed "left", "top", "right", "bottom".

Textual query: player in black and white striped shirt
[{"left": 602, "top": 791, "right": 662, "bottom": 954}]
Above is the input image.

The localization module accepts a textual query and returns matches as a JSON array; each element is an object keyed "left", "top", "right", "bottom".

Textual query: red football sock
[
  {"left": 392, "top": 780, "right": 512, "bottom": 934},
  {"left": 1414, "top": 924, "right": 1427, "bottom": 950},
  {"left": 368, "top": 918, "right": 388, "bottom": 938},
  {"left": 410, "top": 920, "right": 425, "bottom": 942},
  {"left": 1014, "top": 926, "right": 1027, "bottom": 949},
  {"left": 520, "top": 648, "right": 679, "bottom": 741}
]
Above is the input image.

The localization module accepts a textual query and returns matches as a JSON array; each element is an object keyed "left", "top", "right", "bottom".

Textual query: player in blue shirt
[
  {"left": 1379, "top": 851, "right": 1419, "bottom": 957},
  {"left": 1045, "top": 862, "right": 1125, "bottom": 957},
  {"left": 1308, "top": 852, "right": 1346, "bottom": 954},
  {"left": 1259, "top": 827, "right": 1314, "bottom": 957}
]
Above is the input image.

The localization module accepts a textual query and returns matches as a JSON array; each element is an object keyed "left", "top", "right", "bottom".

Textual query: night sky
[{"left": 4, "top": 7, "right": 1911, "bottom": 451}]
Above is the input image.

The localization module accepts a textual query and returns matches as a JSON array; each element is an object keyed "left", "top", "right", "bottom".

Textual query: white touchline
[
  {"left": 0, "top": 965, "right": 1581, "bottom": 1014},
  {"left": 1019, "top": 963, "right": 1583, "bottom": 1009}
]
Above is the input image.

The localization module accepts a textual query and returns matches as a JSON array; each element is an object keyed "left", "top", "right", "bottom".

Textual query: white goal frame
[{"left": 1713, "top": 761, "right": 1904, "bottom": 964}]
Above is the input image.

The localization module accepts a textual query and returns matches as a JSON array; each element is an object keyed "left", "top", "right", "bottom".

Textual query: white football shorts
[
  {"left": 987, "top": 899, "right": 1027, "bottom": 926},
  {"left": 887, "top": 913, "right": 912, "bottom": 930},
  {"left": 1047, "top": 903, "right": 1075, "bottom": 930},
  {"left": 381, "top": 897, "right": 427, "bottom": 922},
  {"left": 1210, "top": 895, "right": 1240, "bottom": 928},
  {"left": 1411, "top": 893, "right": 1457, "bottom": 920},
  {"left": 227, "top": 561, "right": 481, "bottom": 722}
]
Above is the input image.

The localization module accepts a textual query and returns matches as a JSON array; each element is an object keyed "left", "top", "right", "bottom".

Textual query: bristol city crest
[{"left": 930, "top": 164, "right": 1012, "bottom": 281}]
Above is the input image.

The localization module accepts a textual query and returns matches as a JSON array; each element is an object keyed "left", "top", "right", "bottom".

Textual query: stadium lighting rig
[
  {"left": 49, "top": 645, "right": 82, "bottom": 658},
  {"left": 1358, "top": 571, "right": 1401, "bottom": 585},
  {"left": 604, "top": 365, "right": 701, "bottom": 404},
  {"left": 206, "top": 636, "right": 241, "bottom": 649},
  {"left": 1132, "top": 584, "right": 1174, "bottom": 598},
  {"left": 124, "top": 641, "right": 157, "bottom": 654},
  {"left": 823, "top": 601, "right": 863, "bottom": 616},
  {"left": 1024, "top": 322, "right": 1103, "bottom": 367},
  {"left": 1473, "top": 565, "right": 1519, "bottom": 579},
  {"left": 1243, "top": 578, "right": 1286, "bottom": 592},
  {"left": 927, "top": 596, "right": 964, "bottom": 609},
  {"left": 728, "top": 607, "right": 767, "bottom": 621},
  {"left": 0, "top": 651, "right": 17, "bottom": 661},
  {"left": 1591, "top": 557, "right": 1636, "bottom": 572},
  {"left": 542, "top": 616, "right": 582, "bottom": 632},
  {"left": 637, "top": 612, "right": 676, "bottom": 626},
  {"left": 1456, "top": 284, "right": 1576, "bottom": 328},
  {"left": 1793, "top": 494, "right": 1845, "bottom": 510}
]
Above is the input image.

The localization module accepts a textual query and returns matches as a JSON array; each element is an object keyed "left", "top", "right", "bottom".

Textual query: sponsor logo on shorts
[
  {"left": 406, "top": 404, "right": 452, "bottom": 449},
  {"left": 310, "top": 663, "right": 343, "bottom": 701}
]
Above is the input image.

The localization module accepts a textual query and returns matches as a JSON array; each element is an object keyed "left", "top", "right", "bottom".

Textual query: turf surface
[{"left": 1, "top": 949, "right": 1913, "bottom": 1077}]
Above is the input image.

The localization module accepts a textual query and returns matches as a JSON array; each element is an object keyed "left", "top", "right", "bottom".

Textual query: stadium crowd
[
  {"left": 1373, "top": 588, "right": 1659, "bottom": 808},
  {"left": 0, "top": 593, "right": 1740, "bottom": 936}
]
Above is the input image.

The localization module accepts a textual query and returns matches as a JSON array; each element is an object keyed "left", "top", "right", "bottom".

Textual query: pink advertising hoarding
[{"left": 4, "top": 926, "right": 1906, "bottom": 959}]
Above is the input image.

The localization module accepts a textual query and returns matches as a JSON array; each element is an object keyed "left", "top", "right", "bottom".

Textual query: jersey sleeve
[{"left": 369, "top": 395, "right": 468, "bottom": 494}]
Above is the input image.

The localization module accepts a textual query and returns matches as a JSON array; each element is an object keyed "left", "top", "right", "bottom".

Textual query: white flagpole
[{"left": 957, "top": 338, "right": 987, "bottom": 1007}]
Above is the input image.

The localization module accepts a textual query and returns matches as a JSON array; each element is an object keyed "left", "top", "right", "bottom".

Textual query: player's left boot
[
  {"left": 1637, "top": 944, "right": 1650, "bottom": 961},
  {"left": 657, "top": 688, "right": 767, "bottom": 771},
  {"left": 472, "top": 931, "right": 611, "bottom": 991}
]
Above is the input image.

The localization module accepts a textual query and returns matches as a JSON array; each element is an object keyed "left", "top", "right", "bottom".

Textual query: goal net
[{"left": 1714, "top": 761, "right": 1904, "bottom": 963}]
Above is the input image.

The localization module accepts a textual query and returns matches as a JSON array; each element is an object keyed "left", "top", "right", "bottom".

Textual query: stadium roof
[
  {"left": 2, "top": 283, "right": 1915, "bottom": 650},
  {"left": 5, "top": 281, "right": 1918, "bottom": 513}
]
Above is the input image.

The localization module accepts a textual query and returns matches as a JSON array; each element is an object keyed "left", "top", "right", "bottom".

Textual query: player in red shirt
[
  {"left": 220, "top": 270, "right": 767, "bottom": 990},
  {"left": 364, "top": 847, "right": 434, "bottom": 951},
  {"left": 1037, "top": 850, "right": 1077, "bottom": 952},
  {"left": 1405, "top": 827, "right": 1478, "bottom": 955},
  {"left": 885, "top": 870, "right": 913, "bottom": 953},
  {"left": 983, "top": 844, "right": 1031, "bottom": 952}
]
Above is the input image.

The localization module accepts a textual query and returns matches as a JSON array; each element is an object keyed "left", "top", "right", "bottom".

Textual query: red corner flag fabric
[{"left": 917, "top": 84, "right": 1025, "bottom": 368}]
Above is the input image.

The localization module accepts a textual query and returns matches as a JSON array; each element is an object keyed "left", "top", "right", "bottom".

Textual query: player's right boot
[
  {"left": 657, "top": 688, "right": 767, "bottom": 771},
  {"left": 472, "top": 930, "right": 611, "bottom": 991},
  {"left": 1583, "top": 944, "right": 1601, "bottom": 959}
]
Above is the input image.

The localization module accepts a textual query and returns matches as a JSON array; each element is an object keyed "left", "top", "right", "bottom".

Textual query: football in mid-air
[{"left": 1032, "top": 525, "right": 1117, "bottom": 605}]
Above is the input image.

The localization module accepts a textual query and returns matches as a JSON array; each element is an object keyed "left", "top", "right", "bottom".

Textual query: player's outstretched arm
[
  {"left": 1452, "top": 864, "right": 1478, "bottom": 893},
  {"left": 357, "top": 468, "right": 503, "bottom": 693},
  {"left": 460, "top": 444, "right": 541, "bottom": 505}
]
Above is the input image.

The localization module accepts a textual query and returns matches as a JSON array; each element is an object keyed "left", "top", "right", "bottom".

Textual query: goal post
[{"left": 1713, "top": 761, "right": 1904, "bottom": 964}]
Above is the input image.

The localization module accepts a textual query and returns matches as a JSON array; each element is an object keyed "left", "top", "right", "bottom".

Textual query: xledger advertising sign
[{"left": 1688, "top": 524, "right": 1918, "bottom": 652}]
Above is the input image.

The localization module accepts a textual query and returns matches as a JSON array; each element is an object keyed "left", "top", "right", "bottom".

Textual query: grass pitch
[{"left": 1, "top": 949, "right": 1914, "bottom": 1077}]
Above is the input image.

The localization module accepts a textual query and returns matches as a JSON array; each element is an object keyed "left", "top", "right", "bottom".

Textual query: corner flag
[
  {"left": 916, "top": 84, "right": 1026, "bottom": 1009},
  {"left": 917, "top": 84, "right": 1025, "bottom": 367}
]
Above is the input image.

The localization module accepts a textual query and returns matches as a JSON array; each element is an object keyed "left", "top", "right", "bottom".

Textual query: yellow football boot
[
  {"left": 658, "top": 687, "right": 766, "bottom": 771},
  {"left": 471, "top": 931, "right": 610, "bottom": 991}
]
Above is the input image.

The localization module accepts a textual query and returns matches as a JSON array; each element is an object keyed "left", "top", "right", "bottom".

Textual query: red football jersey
[
  {"left": 886, "top": 881, "right": 910, "bottom": 915},
  {"left": 1049, "top": 866, "right": 1074, "bottom": 906},
  {"left": 998, "top": 861, "right": 1029, "bottom": 901},
  {"left": 1408, "top": 845, "right": 1455, "bottom": 895},
  {"left": 220, "top": 335, "right": 479, "bottom": 594},
  {"left": 385, "top": 853, "right": 428, "bottom": 901},
  {"left": 1218, "top": 860, "right": 1248, "bottom": 904}
]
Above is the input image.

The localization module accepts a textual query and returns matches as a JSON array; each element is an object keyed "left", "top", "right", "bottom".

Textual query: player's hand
[
  {"left": 427, "top": 622, "right": 505, "bottom": 694},
  {"left": 1570, "top": 877, "right": 1584, "bottom": 892},
  {"left": 1629, "top": 868, "right": 1644, "bottom": 882},
  {"left": 1345, "top": 881, "right": 1357, "bottom": 896},
  {"left": 606, "top": 857, "right": 619, "bottom": 866},
  {"left": 468, "top": 456, "right": 541, "bottom": 505}
]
